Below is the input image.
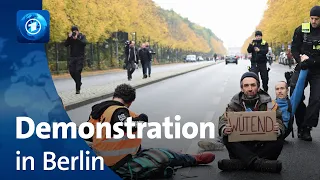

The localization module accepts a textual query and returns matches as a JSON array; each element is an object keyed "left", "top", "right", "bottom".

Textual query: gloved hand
[
  {"left": 300, "top": 58, "right": 314, "bottom": 70},
  {"left": 138, "top": 113, "right": 148, "bottom": 122},
  {"left": 284, "top": 71, "right": 292, "bottom": 81}
]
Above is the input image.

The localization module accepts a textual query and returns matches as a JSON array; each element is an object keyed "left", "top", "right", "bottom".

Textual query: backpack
[{"left": 115, "top": 148, "right": 176, "bottom": 180}]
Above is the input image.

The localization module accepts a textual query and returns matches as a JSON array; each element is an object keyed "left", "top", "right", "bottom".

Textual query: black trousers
[
  {"left": 250, "top": 62, "right": 269, "bottom": 92},
  {"left": 68, "top": 57, "right": 84, "bottom": 91},
  {"left": 290, "top": 70, "right": 320, "bottom": 128},
  {"left": 127, "top": 61, "right": 135, "bottom": 79},
  {"left": 223, "top": 136, "right": 284, "bottom": 166}
]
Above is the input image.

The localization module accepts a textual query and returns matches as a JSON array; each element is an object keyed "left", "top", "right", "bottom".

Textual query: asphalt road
[
  {"left": 53, "top": 61, "right": 214, "bottom": 93},
  {"left": 66, "top": 59, "right": 320, "bottom": 180}
]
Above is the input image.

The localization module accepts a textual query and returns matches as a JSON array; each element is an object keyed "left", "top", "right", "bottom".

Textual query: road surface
[{"left": 66, "top": 59, "right": 320, "bottom": 180}]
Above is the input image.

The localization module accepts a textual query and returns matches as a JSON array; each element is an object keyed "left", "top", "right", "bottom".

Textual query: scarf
[{"left": 276, "top": 98, "right": 291, "bottom": 128}]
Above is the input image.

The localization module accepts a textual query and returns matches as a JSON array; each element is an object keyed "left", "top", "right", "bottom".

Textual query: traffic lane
[
  {"left": 171, "top": 62, "right": 320, "bottom": 180},
  {"left": 66, "top": 60, "right": 249, "bottom": 151},
  {"left": 66, "top": 60, "right": 320, "bottom": 179},
  {"left": 53, "top": 61, "right": 215, "bottom": 93}
]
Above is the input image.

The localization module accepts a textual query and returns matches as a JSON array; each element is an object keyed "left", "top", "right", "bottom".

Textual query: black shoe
[
  {"left": 300, "top": 127, "right": 312, "bottom": 141},
  {"left": 76, "top": 90, "right": 80, "bottom": 94},
  {"left": 297, "top": 128, "right": 302, "bottom": 138},
  {"left": 218, "top": 159, "right": 247, "bottom": 171},
  {"left": 253, "top": 159, "right": 282, "bottom": 173},
  {"left": 148, "top": 74, "right": 151, "bottom": 77}
]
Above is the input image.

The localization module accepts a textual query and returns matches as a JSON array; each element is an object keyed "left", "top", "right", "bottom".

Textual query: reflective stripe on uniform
[
  {"left": 313, "top": 45, "right": 320, "bottom": 50},
  {"left": 302, "top": 22, "right": 310, "bottom": 33},
  {"left": 95, "top": 147, "right": 140, "bottom": 157}
]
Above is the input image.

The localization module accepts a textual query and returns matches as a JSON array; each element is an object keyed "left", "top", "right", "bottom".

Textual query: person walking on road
[{"left": 289, "top": 5, "right": 320, "bottom": 141}]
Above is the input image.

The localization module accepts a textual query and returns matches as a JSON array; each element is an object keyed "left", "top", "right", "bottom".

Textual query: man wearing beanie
[
  {"left": 217, "top": 72, "right": 285, "bottom": 173},
  {"left": 65, "top": 25, "right": 87, "bottom": 94},
  {"left": 247, "top": 30, "right": 270, "bottom": 92},
  {"left": 290, "top": 5, "right": 320, "bottom": 141}
]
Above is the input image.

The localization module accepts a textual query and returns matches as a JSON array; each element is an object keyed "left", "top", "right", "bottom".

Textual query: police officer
[
  {"left": 290, "top": 5, "right": 320, "bottom": 141},
  {"left": 64, "top": 26, "right": 87, "bottom": 94},
  {"left": 247, "top": 31, "right": 269, "bottom": 92}
]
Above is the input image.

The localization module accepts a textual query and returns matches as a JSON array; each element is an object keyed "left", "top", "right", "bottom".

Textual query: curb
[{"left": 65, "top": 61, "right": 222, "bottom": 111}]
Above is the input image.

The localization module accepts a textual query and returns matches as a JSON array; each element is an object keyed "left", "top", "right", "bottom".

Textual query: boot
[
  {"left": 197, "top": 140, "right": 225, "bottom": 151},
  {"left": 253, "top": 159, "right": 282, "bottom": 173},
  {"left": 218, "top": 159, "right": 247, "bottom": 171},
  {"left": 300, "top": 127, "right": 312, "bottom": 141},
  {"left": 297, "top": 127, "right": 302, "bottom": 138},
  {"left": 193, "top": 152, "right": 215, "bottom": 165}
]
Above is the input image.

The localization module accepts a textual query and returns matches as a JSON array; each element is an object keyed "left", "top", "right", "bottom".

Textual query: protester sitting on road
[
  {"left": 217, "top": 72, "right": 285, "bottom": 173},
  {"left": 85, "top": 83, "right": 215, "bottom": 179},
  {"left": 274, "top": 67, "right": 308, "bottom": 140}
]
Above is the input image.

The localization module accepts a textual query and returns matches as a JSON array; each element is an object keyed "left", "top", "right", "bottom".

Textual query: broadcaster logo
[{"left": 16, "top": 10, "right": 50, "bottom": 43}]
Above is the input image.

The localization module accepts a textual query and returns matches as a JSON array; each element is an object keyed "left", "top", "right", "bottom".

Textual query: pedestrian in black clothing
[
  {"left": 125, "top": 41, "right": 138, "bottom": 81},
  {"left": 64, "top": 26, "right": 87, "bottom": 94},
  {"left": 139, "top": 43, "right": 152, "bottom": 79},
  {"left": 145, "top": 42, "right": 155, "bottom": 77}
]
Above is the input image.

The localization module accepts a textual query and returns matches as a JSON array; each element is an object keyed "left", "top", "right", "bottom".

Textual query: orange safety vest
[{"left": 89, "top": 105, "right": 142, "bottom": 167}]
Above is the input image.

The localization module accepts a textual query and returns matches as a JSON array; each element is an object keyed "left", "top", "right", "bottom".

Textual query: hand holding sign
[
  {"left": 274, "top": 122, "right": 279, "bottom": 133},
  {"left": 224, "top": 124, "right": 232, "bottom": 135},
  {"left": 227, "top": 111, "right": 278, "bottom": 142}
]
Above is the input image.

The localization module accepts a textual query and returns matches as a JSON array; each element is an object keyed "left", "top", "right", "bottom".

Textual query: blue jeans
[{"left": 158, "top": 148, "right": 197, "bottom": 167}]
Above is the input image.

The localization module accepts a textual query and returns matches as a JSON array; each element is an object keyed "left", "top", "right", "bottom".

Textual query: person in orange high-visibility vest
[{"left": 86, "top": 84, "right": 148, "bottom": 167}]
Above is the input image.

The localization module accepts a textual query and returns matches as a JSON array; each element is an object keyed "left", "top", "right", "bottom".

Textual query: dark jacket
[
  {"left": 247, "top": 39, "right": 269, "bottom": 64},
  {"left": 291, "top": 23, "right": 320, "bottom": 71},
  {"left": 64, "top": 33, "right": 87, "bottom": 57},
  {"left": 126, "top": 46, "right": 139, "bottom": 64},
  {"left": 218, "top": 90, "right": 285, "bottom": 137},
  {"left": 138, "top": 48, "right": 151, "bottom": 63}
]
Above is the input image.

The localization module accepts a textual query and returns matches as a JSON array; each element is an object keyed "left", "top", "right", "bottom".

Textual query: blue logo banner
[{"left": 0, "top": 1, "right": 121, "bottom": 179}]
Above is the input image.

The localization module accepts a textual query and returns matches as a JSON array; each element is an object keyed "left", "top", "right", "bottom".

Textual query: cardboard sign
[{"left": 227, "top": 111, "right": 277, "bottom": 142}]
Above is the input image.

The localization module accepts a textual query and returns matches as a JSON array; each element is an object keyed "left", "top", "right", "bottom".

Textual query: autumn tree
[
  {"left": 241, "top": 0, "right": 319, "bottom": 54},
  {"left": 43, "top": 0, "right": 226, "bottom": 55}
]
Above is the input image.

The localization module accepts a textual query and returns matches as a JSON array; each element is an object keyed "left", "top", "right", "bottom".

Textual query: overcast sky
[{"left": 153, "top": 0, "right": 268, "bottom": 49}]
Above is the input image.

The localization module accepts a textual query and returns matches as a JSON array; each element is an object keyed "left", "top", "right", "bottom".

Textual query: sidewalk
[
  {"left": 59, "top": 61, "right": 222, "bottom": 110},
  {"left": 52, "top": 62, "right": 185, "bottom": 80}
]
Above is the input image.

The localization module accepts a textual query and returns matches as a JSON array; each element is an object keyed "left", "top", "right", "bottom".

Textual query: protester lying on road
[
  {"left": 85, "top": 83, "right": 215, "bottom": 179},
  {"left": 217, "top": 72, "right": 284, "bottom": 173}
]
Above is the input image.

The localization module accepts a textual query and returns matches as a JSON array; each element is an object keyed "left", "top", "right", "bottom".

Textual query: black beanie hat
[
  {"left": 255, "top": 30, "right": 262, "bottom": 36},
  {"left": 71, "top": 26, "right": 79, "bottom": 31},
  {"left": 310, "top": 6, "right": 320, "bottom": 17},
  {"left": 240, "top": 72, "right": 260, "bottom": 86}
]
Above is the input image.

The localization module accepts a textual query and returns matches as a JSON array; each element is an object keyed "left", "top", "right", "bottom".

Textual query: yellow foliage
[
  {"left": 43, "top": 0, "right": 226, "bottom": 54},
  {"left": 241, "top": 0, "right": 320, "bottom": 53}
]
